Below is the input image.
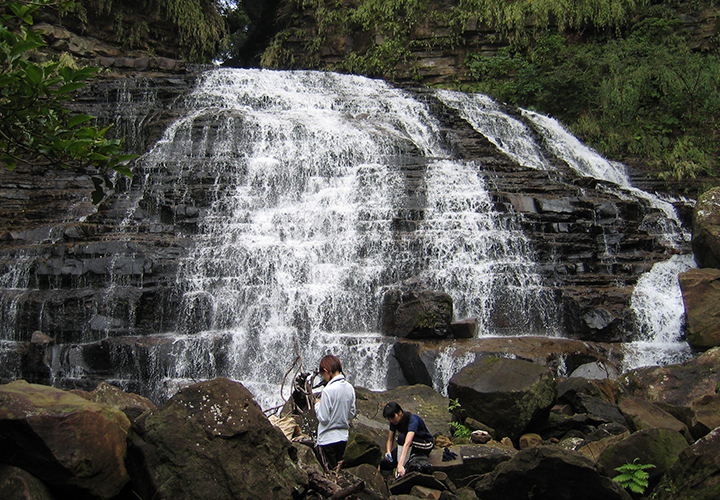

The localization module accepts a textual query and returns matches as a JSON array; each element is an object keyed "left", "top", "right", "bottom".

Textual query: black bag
[{"left": 405, "top": 454, "right": 434, "bottom": 475}]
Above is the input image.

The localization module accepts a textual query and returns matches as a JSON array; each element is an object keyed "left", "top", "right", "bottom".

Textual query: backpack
[{"left": 405, "top": 454, "right": 434, "bottom": 475}]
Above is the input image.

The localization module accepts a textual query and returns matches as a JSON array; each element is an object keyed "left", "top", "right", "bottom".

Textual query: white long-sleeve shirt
[{"left": 314, "top": 374, "right": 356, "bottom": 446}]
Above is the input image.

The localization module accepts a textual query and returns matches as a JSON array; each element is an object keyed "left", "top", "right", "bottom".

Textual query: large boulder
[
  {"left": 448, "top": 357, "right": 556, "bottom": 440},
  {"left": 71, "top": 381, "right": 155, "bottom": 420},
  {"left": 614, "top": 347, "right": 720, "bottom": 406},
  {"left": 618, "top": 397, "right": 693, "bottom": 443},
  {"left": 679, "top": 268, "right": 720, "bottom": 350},
  {"left": 692, "top": 186, "right": 720, "bottom": 268},
  {"left": 689, "top": 394, "right": 720, "bottom": 440},
  {"left": 0, "top": 380, "right": 131, "bottom": 498},
  {"left": 126, "top": 377, "right": 308, "bottom": 500},
  {"left": 473, "top": 446, "right": 632, "bottom": 500},
  {"left": 380, "top": 289, "right": 453, "bottom": 338},
  {"left": 0, "top": 464, "right": 54, "bottom": 500},
  {"left": 652, "top": 427, "right": 720, "bottom": 500},
  {"left": 597, "top": 427, "right": 689, "bottom": 492}
]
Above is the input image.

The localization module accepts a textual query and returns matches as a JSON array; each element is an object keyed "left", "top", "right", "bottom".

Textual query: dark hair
[
  {"left": 319, "top": 355, "right": 342, "bottom": 375},
  {"left": 383, "top": 401, "right": 403, "bottom": 419}
]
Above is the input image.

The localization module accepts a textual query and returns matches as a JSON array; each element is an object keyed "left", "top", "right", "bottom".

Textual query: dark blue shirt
[{"left": 390, "top": 412, "right": 433, "bottom": 446}]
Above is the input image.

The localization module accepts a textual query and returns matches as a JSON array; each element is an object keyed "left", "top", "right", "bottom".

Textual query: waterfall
[
  {"left": 0, "top": 69, "right": 697, "bottom": 407},
  {"left": 623, "top": 254, "right": 697, "bottom": 370},
  {"left": 117, "top": 69, "right": 555, "bottom": 406},
  {"left": 436, "top": 88, "right": 695, "bottom": 373}
]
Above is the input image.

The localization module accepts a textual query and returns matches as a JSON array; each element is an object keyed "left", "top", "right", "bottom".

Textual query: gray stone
[{"left": 448, "top": 358, "right": 556, "bottom": 440}]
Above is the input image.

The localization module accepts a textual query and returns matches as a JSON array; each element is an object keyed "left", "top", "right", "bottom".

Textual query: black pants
[
  {"left": 317, "top": 441, "right": 347, "bottom": 472},
  {"left": 379, "top": 442, "right": 432, "bottom": 472}
]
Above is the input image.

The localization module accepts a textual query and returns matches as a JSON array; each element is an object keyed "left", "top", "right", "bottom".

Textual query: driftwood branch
[
  {"left": 306, "top": 466, "right": 365, "bottom": 499},
  {"left": 331, "top": 481, "right": 365, "bottom": 499}
]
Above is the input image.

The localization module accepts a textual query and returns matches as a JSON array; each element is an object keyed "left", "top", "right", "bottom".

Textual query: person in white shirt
[{"left": 313, "top": 354, "right": 356, "bottom": 472}]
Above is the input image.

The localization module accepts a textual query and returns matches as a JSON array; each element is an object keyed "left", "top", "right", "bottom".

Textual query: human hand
[{"left": 397, "top": 464, "right": 406, "bottom": 477}]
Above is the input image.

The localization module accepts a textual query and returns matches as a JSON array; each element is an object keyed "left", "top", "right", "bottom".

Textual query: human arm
[
  {"left": 385, "top": 429, "right": 395, "bottom": 457},
  {"left": 314, "top": 392, "right": 331, "bottom": 424},
  {"left": 396, "top": 430, "right": 415, "bottom": 477}
]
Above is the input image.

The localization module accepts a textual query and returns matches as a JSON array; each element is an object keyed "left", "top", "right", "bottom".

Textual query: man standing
[{"left": 314, "top": 355, "right": 356, "bottom": 472}]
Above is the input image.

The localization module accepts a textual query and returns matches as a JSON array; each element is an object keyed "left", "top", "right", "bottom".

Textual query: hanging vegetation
[{"left": 73, "top": 0, "right": 226, "bottom": 62}]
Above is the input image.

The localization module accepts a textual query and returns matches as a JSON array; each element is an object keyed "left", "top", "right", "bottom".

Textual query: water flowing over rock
[{"left": 0, "top": 68, "right": 697, "bottom": 407}]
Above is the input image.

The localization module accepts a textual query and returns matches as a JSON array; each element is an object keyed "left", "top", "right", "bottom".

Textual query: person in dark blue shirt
[{"left": 379, "top": 401, "right": 434, "bottom": 477}]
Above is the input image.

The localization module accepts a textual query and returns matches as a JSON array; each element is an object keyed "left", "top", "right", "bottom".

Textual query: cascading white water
[
  {"left": 436, "top": 88, "right": 695, "bottom": 370},
  {"left": 435, "top": 90, "right": 549, "bottom": 171},
  {"left": 0, "top": 70, "right": 698, "bottom": 406},
  {"left": 128, "top": 69, "right": 555, "bottom": 407},
  {"left": 521, "top": 110, "right": 631, "bottom": 187},
  {"left": 623, "top": 254, "right": 697, "bottom": 370}
]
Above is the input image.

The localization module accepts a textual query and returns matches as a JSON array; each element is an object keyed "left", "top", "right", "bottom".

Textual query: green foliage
[
  {"left": 465, "top": 3, "right": 720, "bottom": 185},
  {"left": 614, "top": 459, "right": 655, "bottom": 494},
  {"left": 0, "top": 0, "right": 136, "bottom": 203},
  {"left": 448, "top": 398, "right": 462, "bottom": 412},
  {"left": 450, "top": 0, "right": 646, "bottom": 40},
  {"left": 264, "top": 0, "right": 719, "bottom": 187},
  {"left": 449, "top": 421, "right": 472, "bottom": 439},
  {"left": 217, "top": 0, "right": 251, "bottom": 66},
  {"left": 80, "top": 0, "right": 225, "bottom": 63}
]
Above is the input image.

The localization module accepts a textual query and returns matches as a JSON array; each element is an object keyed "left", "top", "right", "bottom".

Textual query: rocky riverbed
[{"left": 2, "top": 346, "right": 719, "bottom": 500}]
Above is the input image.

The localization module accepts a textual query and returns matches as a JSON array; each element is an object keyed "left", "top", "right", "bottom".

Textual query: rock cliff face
[
  {"left": 0, "top": 70, "right": 695, "bottom": 397},
  {"left": 264, "top": 1, "right": 720, "bottom": 85}
]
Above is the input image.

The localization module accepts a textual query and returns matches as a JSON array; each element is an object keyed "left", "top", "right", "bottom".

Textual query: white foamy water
[
  {"left": 128, "top": 69, "right": 551, "bottom": 408},
  {"left": 0, "top": 70, "right": 697, "bottom": 405},
  {"left": 435, "top": 90, "right": 549, "bottom": 170},
  {"left": 623, "top": 254, "right": 697, "bottom": 370}
]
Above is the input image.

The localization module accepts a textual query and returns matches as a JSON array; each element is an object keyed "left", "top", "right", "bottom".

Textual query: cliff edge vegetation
[{"left": 252, "top": 0, "right": 720, "bottom": 193}]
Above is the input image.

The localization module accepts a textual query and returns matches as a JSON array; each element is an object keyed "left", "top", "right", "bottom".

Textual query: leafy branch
[{"left": 0, "top": 0, "right": 136, "bottom": 203}]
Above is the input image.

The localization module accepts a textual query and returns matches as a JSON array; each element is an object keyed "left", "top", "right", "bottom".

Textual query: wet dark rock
[
  {"left": 679, "top": 268, "right": 720, "bottom": 350},
  {"left": 618, "top": 396, "right": 693, "bottom": 443},
  {"left": 0, "top": 464, "right": 54, "bottom": 500},
  {"left": 0, "top": 380, "right": 131, "bottom": 499},
  {"left": 448, "top": 357, "right": 556, "bottom": 440},
  {"left": 615, "top": 347, "right": 720, "bottom": 406},
  {"left": 473, "top": 446, "right": 632, "bottom": 500},
  {"left": 393, "top": 336, "right": 622, "bottom": 391},
  {"left": 692, "top": 186, "right": 720, "bottom": 268},
  {"left": 652, "top": 428, "right": 720, "bottom": 500},
  {"left": 571, "top": 394, "right": 627, "bottom": 427},
  {"left": 597, "top": 427, "right": 690, "bottom": 493},
  {"left": 381, "top": 289, "right": 453, "bottom": 338},
  {"left": 70, "top": 381, "right": 155, "bottom": 421},
  {"left": 126, "top": 377, "right": 308, "bottom": 500},
  {"left": 449, "top": 318, "right": 476, "bottom": 339}
]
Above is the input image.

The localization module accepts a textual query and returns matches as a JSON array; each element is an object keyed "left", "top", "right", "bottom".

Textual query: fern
[
  {"left": 449, "top": 421, "right": 472, "bottom": 439},
  {"left": 614, "top": 459, "right": 655, "bottom": 494}
]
